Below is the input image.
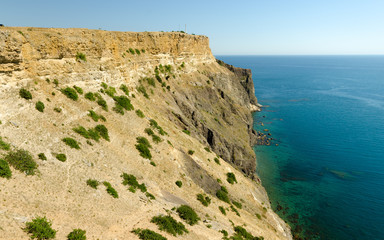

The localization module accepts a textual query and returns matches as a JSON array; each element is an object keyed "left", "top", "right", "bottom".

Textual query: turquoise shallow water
[{"left": 217, "top": 56, "right": 384, "bottom": 240}]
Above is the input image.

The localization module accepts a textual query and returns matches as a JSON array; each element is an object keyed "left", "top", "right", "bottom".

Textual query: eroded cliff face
[
  {"left": 0, "top": 27, "right": 260, "bottom": 177},
  {"left": 0, "top": 27, "right": 291, "bottom": 239}
]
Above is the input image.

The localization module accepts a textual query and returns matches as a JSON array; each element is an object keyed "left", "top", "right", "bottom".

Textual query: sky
[{"left": 1, "top": 0, "right": 384, "bottom": 55}]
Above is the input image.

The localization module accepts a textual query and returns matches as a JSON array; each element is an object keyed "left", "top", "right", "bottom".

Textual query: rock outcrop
[{"left": 0, "top": 27, "right": 291, "bottom": 240}]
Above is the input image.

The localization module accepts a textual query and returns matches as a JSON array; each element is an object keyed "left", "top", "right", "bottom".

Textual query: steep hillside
[{"left": 0, "top": 27, "right": 291, "bottom": 240}]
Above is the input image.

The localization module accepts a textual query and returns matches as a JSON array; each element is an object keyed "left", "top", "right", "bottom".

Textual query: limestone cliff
[{"left": 0, "top": 27, "right": 291, "bottom": 240}]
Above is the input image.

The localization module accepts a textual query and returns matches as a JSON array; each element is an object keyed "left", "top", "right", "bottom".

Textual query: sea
[{"left": 216, "top": 55, "right": 384, "bottom": 240}]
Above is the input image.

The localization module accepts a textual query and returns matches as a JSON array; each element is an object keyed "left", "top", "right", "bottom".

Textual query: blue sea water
[{"left": 216, "top": 56, "right": 384, "bottom": 240}]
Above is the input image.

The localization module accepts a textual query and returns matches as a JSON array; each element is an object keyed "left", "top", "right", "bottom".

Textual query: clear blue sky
[{"left": 1, "top": 0, "right": 384, "bottom": 55}]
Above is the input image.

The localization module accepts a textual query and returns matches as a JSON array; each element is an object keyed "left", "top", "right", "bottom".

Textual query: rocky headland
[{"left": 0, "top": 27, "right": 291, "bottom": 239}]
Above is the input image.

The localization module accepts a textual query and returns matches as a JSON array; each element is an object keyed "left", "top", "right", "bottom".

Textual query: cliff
[{"left": 0, "top": 27, "right": 291, "bottom": 240}]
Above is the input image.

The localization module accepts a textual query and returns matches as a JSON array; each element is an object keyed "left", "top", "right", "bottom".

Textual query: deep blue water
[{"left": 216, "top": 56, "right": 384, "bottom": 240}]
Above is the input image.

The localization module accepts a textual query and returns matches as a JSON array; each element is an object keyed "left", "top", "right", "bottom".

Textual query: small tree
[
  {"left": 35, "top": 101, "right": 45, "bottom": 112},
  {"left": 5, "top": 149, "right": 37, "bottom": 175},
  {"left": 67, "top": 228, "right": 86, "bottom": 240},
  {"left": 19, "top": 88, "right": 32, "bottom": 100},
  {"left": 176, "top": 205, "right": 200, "bottom": 225},
  {"left": 24, "top": 216, "right": 56, "bottom": 240},
  {"left": 76, "top": 52, "right": 86, "bottom": 61},
  {"left": 0, "top": 159, "right": 12, "bottom": 179}
]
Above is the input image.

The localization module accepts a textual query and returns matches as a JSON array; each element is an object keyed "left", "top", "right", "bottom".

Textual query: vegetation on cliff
[{"left": 0, "top": 27, "right": 290, "bottom": 240}]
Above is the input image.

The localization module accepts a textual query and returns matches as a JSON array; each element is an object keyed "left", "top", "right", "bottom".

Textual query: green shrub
[
  {"left": 62, "top": 137, "right": 81, "bottom": 149},
  {"left": 214, "top": 157, "right": 220, "bottom": 165},
  {"left": 149, "top": 119, "right": 159, "bottom": 128},
  {"left": 101, "top": 82, "right": 108, "bottom": 89},
  {"left": 38, "top": 153, "right": 47, "bottom": 161},
  {"left": 86, "top": 179, "right": 99, "bottom": 189},
  {"left": 197, "top": 193, "right": 211, "bottom": 207},
  {"left": 219, "top": 206, "right": 226, "bottom": 216},
  {"left": 144, "top": 77, "right": 155, "bottom": 87},
  {"left": 0, "top": 136, "right": 10, "bottom": 150},
  {"left": 54, "top": 107, "right": 62, "bottom": 113},
  {"left": 151, "top": 215, "right": 188, "bottom": 236},
  {"left": 95, "top": 125, "right": 109, "bottom": 141},
  {"left": 73, "top": 85, "right": 83, "bottom": 94},
  {"left": 131, "top": 228, "right": 166, "bottom": 240},
  {"left": 67, "top": 229, "right": 86, "bottom": 240},
  {"left": 88, "top": 110, "right": 105, "bottom": 122},
  {"left": 182, "top": 129, "right": 190, "bottom": 135},
  {"left": 24, "top": 216, "right": 56, "bottom": 240},
  {"left": 232, "top": 226, "right": 263, "bottom": 240},
  {"left": 137, "top": 85, "right": 149, "bottom": 98},
  {"left": 128, "top": 48, "right": 135, "bottom": 54},
  {"left": 135, "top": 109, "right": 145, "bottom": 118},
  {"left": 119, "top": 84, "right": 129, "bottom": 96},
  {"left": 103, "top": 181, "right": 118, "bottom": 198},
  {"left": 105, "top": 86, "right": 116, "bottom": 97},
  {"left": 113, "top": 95, "right": 134, "bottom": 111},
  {"left": 145, "top": 128, "right": 154, "bottom": 136},
  {"left": 73, "top": 127, "right": 100, "bottom": 142},
  {"left": 150, "top": 119, "right": 167, "bottom": 135},
  {"left": 97, "top": 98, "right": 108, "bottom": 111},
  {"left": 113, "top": 104, "right": 124, "bottom": 115},
  {"left": 176, "top": 205, "right": 200, "bottom": 225},
  {"left": 146, "top": 192, "right": 156, "bottom": 200},
  {"left": 256, "top": 213, "right": 261, "bottom": 220},
  {"left": 141, "top": 49, "right": 145, "bottom": 53},
  {"left": 231, "top": 205, "right": 240, "bottom": 216},
  {"left": 73, "top": 126, "right": 90, "bottom": 139},
  {"left": 53, "top": 79, "right": 59, "bottom": 86},
  {"left": 216, "top": 186, "right": 230, "bottom": 203},
  {"left": 135, "top": 49, "right": 141, "bottom": 55},
  {"left": 94, "top": 93, "right": 108, "bottom": 111},
  {"left": 164, "top": 65, "right": 172, "bottom": 73},
  {"left": 187, "top": 150, "right": 194, "bottom": 155},
  {"left": 84, "top": 92, "right": 95, "bottom": 101},
  {"left": 76, "top": 52, "right": 86, "bottom": 61},
  {"left": 175, "top": 180, "right": 182, "bottom": 188},
  {"left": 155, "top": 74, "right": 162, "bottom": 83},
  {"left": 232, "top": 201, "right": 242, "bottom": 209},
  {"left": 19, "top": 88, "right": 32, "bottom": 100},
  {"left": 0, "top": 159, "right": 12, "bottom": 179},
  {"left": 144, "top": 128, "right": 162, "bottom": 144},
  {"left": 136, "top": 143, "right": 152, "bottom": 159},
  {"left": 137, "top": 136, "right": 151, "bottom": 147},
  {"left": 35, "top": 101, "right": 45, "bottom": 112},
  {"left": 204, "top": 147, "right": 211, "bottom": 152},
  {"left": 5, "top": 149, "right": 37, "bottom": 175},
  {"left": 87, "top": 129, "right": 101, "bottom": 142},
  {"left": 227, "top": 172, "right": 237, "bottom": 184},
  {"left": 152, "top": 134, "right": 162, "bottom": 144},
  {"left": 121, "top": 173, "right": 147, "bottom": 193},
  {"left": 220, "top": 229, "right": 228, "bottom": 237},
  {"left": 150, "top": 161, "right": 156, "bottom": 166},
  {"left": 135, "top": 137, "right": 152, "bottom": 159},
  {"left": 61, "top": 87, "right": 79, "bottom": 101},
  {"left": 56, "top": 154, "right": 67, "bottom": 162},
  {"left": 88, "top": 110, "right": 99, "bottom": 121}
]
